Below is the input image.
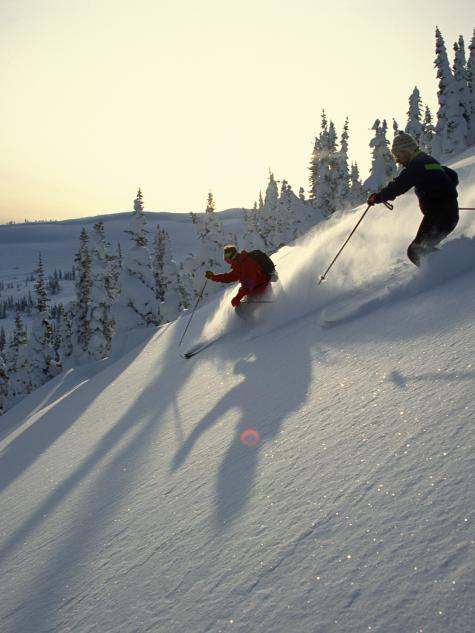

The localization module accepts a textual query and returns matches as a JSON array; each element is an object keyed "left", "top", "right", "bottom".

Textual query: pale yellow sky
[{"left": 1, "top": 0, "right": 474, "bottom": 221}]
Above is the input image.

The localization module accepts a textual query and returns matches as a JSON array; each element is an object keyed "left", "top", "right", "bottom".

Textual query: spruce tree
[
  {"left": 420, "top": 106, "right": 436, "bottom": 154},
  {"left": 363, "top": 119, "right": 397, "bottom": 192},
  {"left": 468, "top": 29, "right": 475, "bottom": 144},
  {"left": 72, "top": 228, "right": 93, "bottom": 360},
  {"left": 258, "top": 172, "right": 280, "bottom": 250},
  {"left": 112, "top": 191, "right": 160, "bottom": 332},
  {"left": 182, "top": 191, "right": 228, "bottom": 301},
  {"left": 154, "top": 225, "right": 186, "bottom": 322},
  {"left": 89, "top": 222, "right": 115, "bottom": 359},
  {"left": 405, "top": 87, "right": 423, "bottom": 144},
  {"left": 432, "top": 27, "right": 467, "bottom": 158},
  {"left": 334, "top": 118, "right": 351, "bottom": 210},
  {"left": 6, "top": 309, "right": 29, "bottom": 402},
  {"left": 349, "top": 163, "right": 366, "bottom": 207},
  {"left": 308, "top": 111, "right": 326, "bottom": 205},
  {"left": 0, "top": 354, "right": 8, "bottom": 415},
  {"left": 453, "top": 36, "right": 471, "bottom": 144},
  {"left": 315, "top": 119, "right": 337, "bottom": 216},
  {"left": 23, "top": 253, "right": 61, "bottom": 391}
]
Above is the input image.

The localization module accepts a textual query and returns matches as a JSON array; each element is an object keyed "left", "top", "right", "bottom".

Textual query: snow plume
[
  {"left": 182, "top": 150, "right": 475, "bottom": 349},
  {"left": 257, "top": 203, "right": 413, "bottom": 328}
]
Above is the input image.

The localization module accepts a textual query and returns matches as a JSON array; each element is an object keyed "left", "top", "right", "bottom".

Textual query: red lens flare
[{"left": 240, "top": 428, "right": 260, "bottom": 447}]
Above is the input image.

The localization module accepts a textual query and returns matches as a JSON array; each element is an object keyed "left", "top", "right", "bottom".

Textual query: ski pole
[
  {"left": 459, "top": 207, "right": 475, "bottom": 210},
  {"left": 319, "top": 204, "right": 374, "bottom": 284},
  {"left": 179, "top": 279, "right": 208, "bottom": 347}
]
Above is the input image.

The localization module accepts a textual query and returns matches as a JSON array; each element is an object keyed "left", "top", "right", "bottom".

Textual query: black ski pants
[{"left": 407, "top": 211, "right": 459, "bottom": 266}]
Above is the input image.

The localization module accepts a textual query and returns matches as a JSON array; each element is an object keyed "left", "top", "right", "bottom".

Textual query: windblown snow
[{"left": 1, "top": 151, "right": 475, "bottom": 633}]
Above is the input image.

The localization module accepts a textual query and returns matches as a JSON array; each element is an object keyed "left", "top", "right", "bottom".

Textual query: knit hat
[
  {"left": 391, "top": 131, "right": 418, "bottom": 154},
  {"left": 223, "top": 244, "right": 238, "bottom": 260}
]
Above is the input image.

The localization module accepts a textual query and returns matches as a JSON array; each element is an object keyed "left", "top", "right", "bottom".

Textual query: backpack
[{"left": 248, "top": 250, "right": 278, "bottom": 281}]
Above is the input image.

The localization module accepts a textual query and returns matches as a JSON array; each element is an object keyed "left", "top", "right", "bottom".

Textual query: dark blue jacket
[{"left": 379, "top": 151, "right": 459, "bottom": 220}]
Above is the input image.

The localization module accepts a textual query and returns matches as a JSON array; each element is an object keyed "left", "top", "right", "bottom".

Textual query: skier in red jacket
[{"left": 206, "top": 244, "right": 270, "bottom": 308}]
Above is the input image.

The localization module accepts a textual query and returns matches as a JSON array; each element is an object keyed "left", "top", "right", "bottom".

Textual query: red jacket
[{"left": 211, "top": 251, "right": 269, "bottom": 302}]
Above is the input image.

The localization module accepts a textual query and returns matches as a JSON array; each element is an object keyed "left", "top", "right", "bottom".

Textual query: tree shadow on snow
[
  {"left": 171, "top": 321, "right": 318, "bottom": 533},
  {"left": 0, "top": 322, "right": 199, "bottom": 633}
]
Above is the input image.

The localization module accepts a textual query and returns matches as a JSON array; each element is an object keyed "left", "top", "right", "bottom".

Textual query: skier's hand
[
  {"left": 367, "top": 193, "right": 382, "bottom": 206},
  {"left": 231, "top": 296, "right": 241, "bottom": 308},
  {"left": 205, "top": 270, "right": 215, "bottom": 279}
]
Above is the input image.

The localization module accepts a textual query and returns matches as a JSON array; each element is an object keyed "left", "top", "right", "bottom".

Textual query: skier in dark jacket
[
  {"left": 205, "top": 244, "right": 270, "bottom": 308},
  {"left": 367, "top": 131, "right": 459, "bottom": 266}
]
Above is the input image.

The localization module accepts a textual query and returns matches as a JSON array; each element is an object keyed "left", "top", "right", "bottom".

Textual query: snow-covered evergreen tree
[
  {"left": 58, "top": 304, "right": 74, "bottom": 360},
  {"left": 432, "top": 27, "right": 467, "bottom": 158},
  {"left": 0, "top": 355, "right": 9, "bottom": 415},
  {"left": 242, "top": 205, "right": 266, "bottom": 252},
  {"left": 334, "top": 117, "right": 351, "bottom": 210},
  {"left": 88, "top": 222, "right": 115, "bottom": 359},
  {"left": 113, "top": 191, "right": 160, "bottom": 331},
  {"left": 363, "top": 119, "right": 397, "bottom": 192},
  {"left": 271, "top": 180, "right": 297, "bottom": 247},
  {"left": 309, "top": 113, "right": 343, "bottom": 217},
  {"left": 6, "top": 309, "right": 29, "bottom": 401},
  {"left": 71, "top": 228, "right": 92, "bottom": 361},
  {"left": 468, "top": 29, "right": 475, "bottom": 144},
  {"left": 349, "top": 162, "right": 366, "bottom": 208},
  {"left": 182, "top": 191, "right": 228, "bottom": 300},
  {"left": 257, "top": 172, "right": 279, "bottom": 249},
  {"left": 405, "top": 87, "right": 423, "bottom": 144},
  {"left": 153, "top": 225, "right": 186, "bottom": 322},
  {"left": 19, "top": 254, "right": 60, "bottom": 393},
  {"left": 453, "top": 35, "right": 471, "bottom": 146},
  {"left": 420, "top": 106, "right": 436, "bottom": 154}
]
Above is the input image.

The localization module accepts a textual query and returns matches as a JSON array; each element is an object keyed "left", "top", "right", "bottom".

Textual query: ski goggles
[{"left": 224, "top": 249, "right": 237, "bottom": 261}]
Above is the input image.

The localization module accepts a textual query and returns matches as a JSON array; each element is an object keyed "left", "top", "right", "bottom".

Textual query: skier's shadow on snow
[{"left": 171, "top": 328, "right": 315, "bottom": 532}]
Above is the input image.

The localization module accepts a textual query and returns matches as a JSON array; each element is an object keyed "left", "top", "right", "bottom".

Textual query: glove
[
  {"left": 367, "top": 193, "right": 383, "bottom": 206},
  {"left": 231, "top": 296, "right": 241, "bottom": 308},
  {"left": 205, "top": 270, "right": 215, "bottom": 279}
]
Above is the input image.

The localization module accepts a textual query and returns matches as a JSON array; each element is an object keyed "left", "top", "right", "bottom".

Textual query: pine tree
[
  {"left": 270, "top": 180, "right": 296, "bottom": 247},
  {"left": 452, "top": 35, "right": 471, "bottom": 148},
  {"left": 112, "top": 192, "right": 160, "bottom": 331},
  {"left": 23, "top": 253, "right": 61, "bottom": 391},
  {"left": 309, "top": 112, "right": 341, "bottom": 217},
  {"left": 258, "top": 172, "right": 280, "bottom": 250},
  {"left": 6, "top": 309, "right": 29, "bottom": 401},
  {"left": 349, "top": 162, "right": 366, "bottom": 207},
  {"left": 468, "top": 29, "right": 475, "bottom": 144},
  {"left": 0, "top": 328, "right": 6, "bottom": 353},
  {"left": 242, "top": 205, "right": 267, "bottom": 251},
  {"left": 334, "top": 117, "right": 351, "bottom": 210},
  {"left": 125, "top": 188, "right": 149, "bottom": 247},
  {"left": 363, "top": 119, "right": 397, "bottom": 192},
  {"left": 88, "top": 222, "right": 115, "bottom": 359},
  {"left": 420, "top": 106, "right": 436, "bottom": 154},
  {"left": 154, "top": 225, "right": 186, "bottom": 322},
  {"left": 0, "top": 354, "right": 9, "bottom": 415},
  {"left": 405, "top": 87, "right": 423, "bottom": 144},
  {"left": 206, "top": 191, "right": 216, "bottom": 213},
  {"left": 308, "top": 111, "right": 326, "bottom": 205},
  {"left": 182, "top": 192, "right": 228, "bottom": 301},
  {"left": 58, "top": 305, "right": 74, "bottom": 360},
  {"left": 72, "top": 228, "right": 93, "bottom": 360},
  {"left": 432, "top": 27, "right": 467, "bottom": 158}
]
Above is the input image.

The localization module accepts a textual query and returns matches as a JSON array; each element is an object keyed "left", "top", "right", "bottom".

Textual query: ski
[{"left": 180, "top": 334, "right": 225, "bottom": 359}]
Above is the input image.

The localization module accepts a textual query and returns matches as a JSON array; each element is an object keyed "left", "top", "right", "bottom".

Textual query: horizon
[{"left": 1, "top": 0, "right": 474, "bottom": 223}]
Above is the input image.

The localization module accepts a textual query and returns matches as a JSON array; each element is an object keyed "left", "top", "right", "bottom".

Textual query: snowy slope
[{"left": 1, "top": 154, "right": 475, "bottom": 633}]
